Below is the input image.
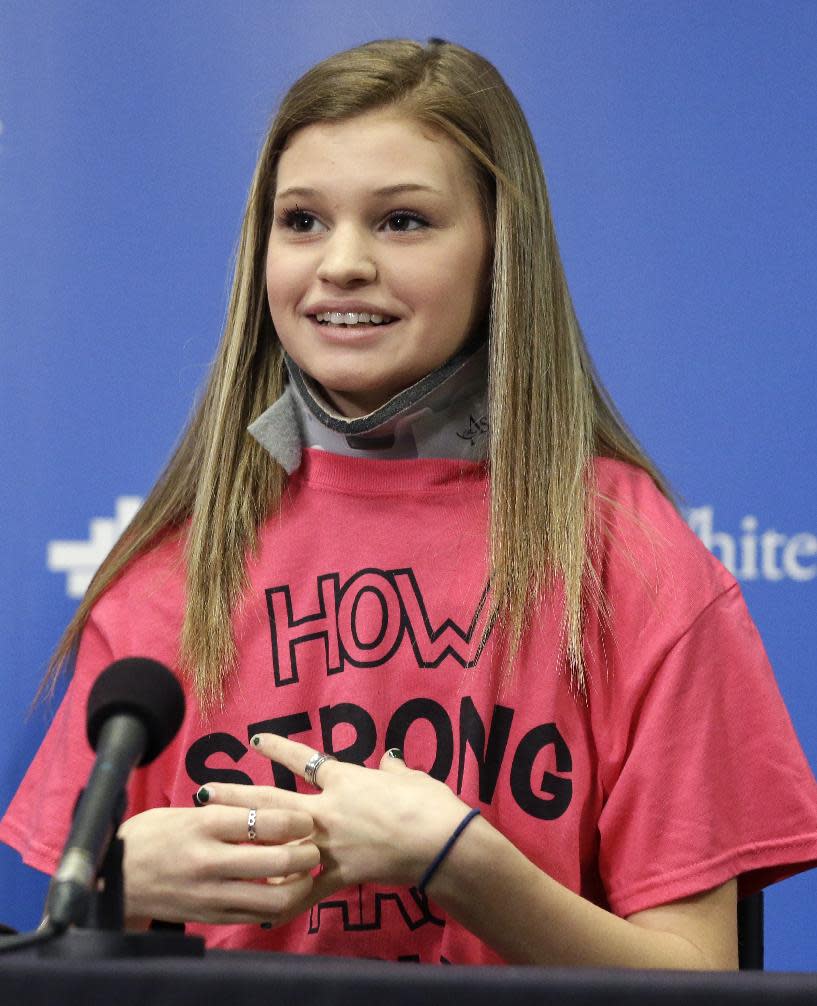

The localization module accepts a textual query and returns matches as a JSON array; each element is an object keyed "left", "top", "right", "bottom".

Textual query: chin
[
  {"left": 311, "top": 365, "right": 407, "bottom": 398},
  {"left": 323, "top": 385, "right": 397, "bottom": 415},
  {"left": 319, "top": 371, "right": 419, "bottom": 414}
]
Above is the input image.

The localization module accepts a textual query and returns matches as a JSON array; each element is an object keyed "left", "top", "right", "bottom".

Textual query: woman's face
[{"left": 266, "top": 108, "right": 492, "bottom": 417}]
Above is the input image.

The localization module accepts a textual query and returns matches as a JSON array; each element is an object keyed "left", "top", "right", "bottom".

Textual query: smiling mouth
[{"left": 311, "top": 315, "right": 397, "bottom": 328}]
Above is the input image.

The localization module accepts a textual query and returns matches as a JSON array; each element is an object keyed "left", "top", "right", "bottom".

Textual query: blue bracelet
[{"left": 417, "top": 807, "right": 481, "bottom": 897}]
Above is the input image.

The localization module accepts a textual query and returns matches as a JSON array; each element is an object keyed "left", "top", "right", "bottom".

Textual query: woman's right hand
[{"left": 117, "top": 804, "right": 319, "bottom": 928}]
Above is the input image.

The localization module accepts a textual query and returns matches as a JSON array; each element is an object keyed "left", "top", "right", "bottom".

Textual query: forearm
[
  {"left": 427, "top": 815, "right": 736, "bottom": 969},
  {"left": 205, "top": 737, "right": 738, "bottom": 967}
]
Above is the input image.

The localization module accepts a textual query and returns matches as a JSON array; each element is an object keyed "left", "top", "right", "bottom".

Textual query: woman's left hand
[{"left": 199, "top": 733, "right": 469, "bottom": 903}]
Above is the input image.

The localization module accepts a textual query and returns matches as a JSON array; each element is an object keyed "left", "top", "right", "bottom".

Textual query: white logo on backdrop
[
  {"left": 47, "top": 497, "right": 143, "bottom": 598},
  {"left": 686, "top": 506, "right": 817, "bottom": 582},
  {"left": 44, "top": 499, "right": 815, "bottom": 599}
]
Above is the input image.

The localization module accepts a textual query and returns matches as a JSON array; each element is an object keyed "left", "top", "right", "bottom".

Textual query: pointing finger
[
  {"left": 249, "top": 733, "right": 341, "bottom": 789},
  {"left": 379, "top": 748, "right": 412, "bottom": 773},
  {"left": 195, "top": 784, "right": 315, "bottom": 824}
]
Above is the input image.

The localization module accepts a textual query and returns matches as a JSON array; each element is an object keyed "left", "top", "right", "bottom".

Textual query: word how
[{"left": 266, "top": 569, "right": 492, "bottom": 686}]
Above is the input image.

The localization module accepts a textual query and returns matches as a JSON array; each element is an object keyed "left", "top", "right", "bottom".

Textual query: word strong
[{"left": 266, "top": 568, "right": 491, "bottom": 686}]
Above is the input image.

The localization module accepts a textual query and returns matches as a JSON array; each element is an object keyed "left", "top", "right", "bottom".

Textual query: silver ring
[
  {"left": 304, "top": 752, "right": 337, "bottom": 788},
  {"left": 247, "top": 808, "right": 257, "bottom": 841}
]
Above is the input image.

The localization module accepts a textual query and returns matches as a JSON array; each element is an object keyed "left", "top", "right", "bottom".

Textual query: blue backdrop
[{"left": 1, "top": 0, "right": 815, "bottom": 970}]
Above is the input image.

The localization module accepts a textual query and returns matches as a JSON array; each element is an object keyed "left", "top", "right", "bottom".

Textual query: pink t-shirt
[{"left": 3, "top": 451, "right": 817, "bottom": 963}]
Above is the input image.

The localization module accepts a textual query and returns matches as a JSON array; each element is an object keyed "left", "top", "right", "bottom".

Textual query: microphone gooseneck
[{"left": 45, "top": 657, "right": 185, "bottom": 932}]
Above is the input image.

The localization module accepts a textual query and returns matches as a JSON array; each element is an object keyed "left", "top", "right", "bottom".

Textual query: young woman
[{"left": 2, "top": 38, "right": 817, "bottom": 968}]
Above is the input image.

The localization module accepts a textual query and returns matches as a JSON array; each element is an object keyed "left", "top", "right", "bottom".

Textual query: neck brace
[{"left": 247, "top": 341, "right": 489, "bottom": 473}]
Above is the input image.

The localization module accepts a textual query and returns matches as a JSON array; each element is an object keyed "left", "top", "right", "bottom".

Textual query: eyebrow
[{"left": 275, "top": 183, "right": 443, "bottom": 201}]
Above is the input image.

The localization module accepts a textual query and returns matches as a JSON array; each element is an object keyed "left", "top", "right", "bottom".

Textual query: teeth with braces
[{"left": 315, "top": 311, "right": 394, "bottom": 325}]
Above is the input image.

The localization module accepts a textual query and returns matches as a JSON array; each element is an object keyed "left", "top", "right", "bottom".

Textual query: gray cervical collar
[{"left": 247, "top": 340, "right": 489, "bottom": 473}]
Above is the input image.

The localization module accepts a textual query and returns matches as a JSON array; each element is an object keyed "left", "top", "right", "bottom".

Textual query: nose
[{"left": 315, "top": 224, "right": 377, "bottom": 286}]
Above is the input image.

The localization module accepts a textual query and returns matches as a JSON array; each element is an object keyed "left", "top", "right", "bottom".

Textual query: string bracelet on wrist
[{"left": 417, "top": 807, "right": 481, "bottom": 898}]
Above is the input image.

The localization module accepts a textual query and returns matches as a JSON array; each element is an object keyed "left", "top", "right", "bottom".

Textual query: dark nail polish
[
  {"left": 385, "top": 748, "right": 404, "bottom": 760},
  {"left": 196, "top": 786, "right": 211, "bottom": 804},
  {"left": 251, "top": 735, "right": 261, "bottom": 747},
  {"left": 260, "top": 922, "right": 273, "bottom": 930}
]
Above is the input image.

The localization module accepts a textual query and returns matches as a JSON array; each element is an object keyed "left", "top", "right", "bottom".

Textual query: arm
[
  {"left": 204, "top": 733, "right": 738, "bottom": 969},
  {"left": 428, "top": 812, "right": 737, "bottom": 968}
]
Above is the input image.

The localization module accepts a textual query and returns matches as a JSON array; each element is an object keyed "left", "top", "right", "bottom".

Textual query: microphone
[{"left": 45, "top": 657, "right": 185, "bottom": 932}]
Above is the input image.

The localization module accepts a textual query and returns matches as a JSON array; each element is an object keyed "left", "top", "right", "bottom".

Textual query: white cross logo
[{"left": 47, "top": 496, "right": 143, "bottom": 598}]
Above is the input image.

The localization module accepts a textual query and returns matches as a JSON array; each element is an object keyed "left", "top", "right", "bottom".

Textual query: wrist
[
  {"left": 421, "top": 810, "right": 493, "bottom": 907},
  {"left": 392, "top": 785, "right": 467, "bottom": 885},
  {"left": 418, "top": 808, "right": 481, "bottom": 897}
]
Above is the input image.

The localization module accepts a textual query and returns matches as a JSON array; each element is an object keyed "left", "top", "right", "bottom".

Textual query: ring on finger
[
  {"left": 304, "top": 752, "right": 337, "bottom": 788},
  {"left": 247, "top": 808, "right": 257, "bottom": 842}
]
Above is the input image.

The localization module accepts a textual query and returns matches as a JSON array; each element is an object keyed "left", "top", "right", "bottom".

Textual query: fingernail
[
  {"left": 260, "top": 921, "right": 273, "bottom": 930},
  {"left": 251, "top": 735, "right": 262, "bottom": 748},
  {"left": 385, "top": 748, "right": 404, "bottom": 760},
  {"left": 196, "top": 786, "right": 211, "bottom": 804}
]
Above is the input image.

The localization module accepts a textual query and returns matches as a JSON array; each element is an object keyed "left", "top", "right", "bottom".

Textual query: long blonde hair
[{"left": 44, "top": 38, "right": 671, "bottom": 708}]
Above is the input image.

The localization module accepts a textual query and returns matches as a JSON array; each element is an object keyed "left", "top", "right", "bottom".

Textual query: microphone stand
[{"left": 39, "top": 791, "right": 204, "bottom": 959}]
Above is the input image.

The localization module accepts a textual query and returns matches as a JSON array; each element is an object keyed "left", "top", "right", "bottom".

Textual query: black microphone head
[{"left": 86, "top": 657, "right": 185, "bottom": 765}]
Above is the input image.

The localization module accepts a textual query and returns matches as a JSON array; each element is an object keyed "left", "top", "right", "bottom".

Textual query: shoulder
[
  {"left": 86, "top": 529, "right": 187, "bottom": 658},
  {"left": 591, "top": 456, "right": 736, "bottom": 608},
  {"left": 585, "top": 458, "right": 743, "bottom": 678},
  {"left": 593, "top": 456, "right": 692, "bottom": 545},
  {"left": 96, "top": 528, "right": 187, "bottom": 605}
]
